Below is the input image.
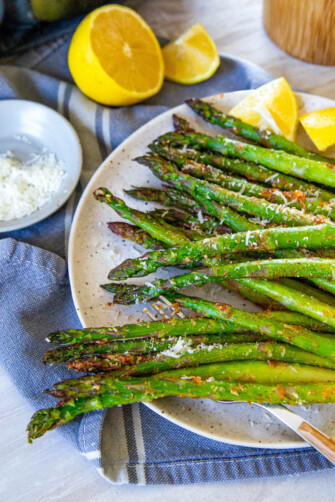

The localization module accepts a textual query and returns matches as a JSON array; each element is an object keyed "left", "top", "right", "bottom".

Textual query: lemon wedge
[
  {"left": 162, "top": 23, "right": 220, "bottom": 84},
  {"left": 68, "top": 5, "right": 164, "bottom": 106},
  {"left": 300, "top": 108, "right": 335, "bottom": 152},
  {"left": 229, "top": 77, "right": 298, "bottom": 141}
]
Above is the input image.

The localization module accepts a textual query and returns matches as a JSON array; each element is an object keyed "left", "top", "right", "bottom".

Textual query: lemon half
[{"left": 68, "top": 5, "right": 164, "bottom": 106}]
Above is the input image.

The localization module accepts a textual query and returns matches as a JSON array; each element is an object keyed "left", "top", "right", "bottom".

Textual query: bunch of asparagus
[{"left": 27, "top": 98, "right": 335, "bottom": 442}]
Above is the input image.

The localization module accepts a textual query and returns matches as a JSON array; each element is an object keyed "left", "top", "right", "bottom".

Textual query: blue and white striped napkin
[{"left": 1, "top": 32, "right": 333, "bottom": 484}]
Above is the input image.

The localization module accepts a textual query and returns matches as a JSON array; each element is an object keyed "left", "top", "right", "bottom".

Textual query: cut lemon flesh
[
  {"left": 229, "top": 77, "right": 298, "bottom": 141},
  {"left": 300, "top": 108, "right": 335, "bottom": 152},
  {"left": 162, "top": 23, "right": 219, "bottom": 84},
  {"left": 68, "top": 5, "right": 164, "bottom": 106}
]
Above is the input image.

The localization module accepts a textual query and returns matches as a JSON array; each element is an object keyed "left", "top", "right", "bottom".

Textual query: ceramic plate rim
[
  {"left": 0, "top": 99, "right": 82, "bottom": 233},
  {"left": 69, "top": 90, "right": 335, "bottom": 449}
]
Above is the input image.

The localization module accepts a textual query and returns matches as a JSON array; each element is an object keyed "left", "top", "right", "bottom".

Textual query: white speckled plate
[{"left": 69, "top": 91, "right": 335, "bottom": 448}]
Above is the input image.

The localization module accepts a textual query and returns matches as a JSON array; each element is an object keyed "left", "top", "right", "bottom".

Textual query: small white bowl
[{"left": 0, "top": 99, "right": 82, "bottom": 233}]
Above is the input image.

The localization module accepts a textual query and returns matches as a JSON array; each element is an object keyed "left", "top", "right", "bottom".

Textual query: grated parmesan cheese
[
  {"left": 0, "top": 151, "right": 64, "bottom": 221},
  {"left": 197, "top": 210, "right": 204, "bottom": 224},
  {"left": 161, "top": 337, "right": 194, "bottom": 358},
  {"left": 278, "top": 191, "right": 288, "bottom": 206},
  {"left": 245, "top": 230, "right": 251, "bottom": 246},
  {"left": 248, "top": 216, "right": 271, "bottom": 227}
]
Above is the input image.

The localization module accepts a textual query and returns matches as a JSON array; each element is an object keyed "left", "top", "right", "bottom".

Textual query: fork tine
[
  {"left": 142, "top": 307, "right": 157, "bottom": 321},
  {"left": 159, "top": 295, "right": 186, "bottom": 318},
  {"left": 152, "top": 302, "right": 171, "bottom": 320},
  {"left": 143, "top": 295, "right": 186, "bottom": 321}
]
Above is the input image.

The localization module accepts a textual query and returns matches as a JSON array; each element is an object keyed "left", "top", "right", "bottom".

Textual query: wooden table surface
[
  {"left": 128, "top": 0, "right": 335, "bottom": 99},
  {"left": 1, "top": 1, "right": 335, "bottom": 501}
]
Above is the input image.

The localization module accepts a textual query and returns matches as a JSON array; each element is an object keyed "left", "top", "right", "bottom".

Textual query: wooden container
[{"left": 263, "top": 0, "right": 335, "bottom": 65}]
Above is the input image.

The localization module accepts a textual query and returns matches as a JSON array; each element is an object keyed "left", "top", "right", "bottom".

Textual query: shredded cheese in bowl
[{"left": 0, "top": 152, "right": 65, "bottom": 221}]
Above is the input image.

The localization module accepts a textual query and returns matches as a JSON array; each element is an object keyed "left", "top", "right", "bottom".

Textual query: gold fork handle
[{"left": 298, "top": 422, "right": 335, "bottom": 465}]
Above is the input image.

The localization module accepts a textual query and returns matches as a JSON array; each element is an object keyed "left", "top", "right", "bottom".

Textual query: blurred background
[{"left": 1, "top": 0, "right": 334, "bottom": 100}]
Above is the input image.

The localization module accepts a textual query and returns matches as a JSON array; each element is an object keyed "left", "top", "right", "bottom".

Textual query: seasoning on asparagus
[
  {"left": 43, "top": 332, "right": 267, "bottom": 365},
  {"left": 221, "top": 279, "right": 286, "bottom": 311},
  {"left": 152, "top": 140, "right": 335, "bottom": 203},
  {"left": 280, "top": 278, "right": 335, "bottom": 307},
  {"left": 27, "top": 377, "right": 335, "bottom": 441},
  {"left": 107, "top": 222, "right": 168, "bottom": 250},
  {"left": 150, "top": 208, "right": 231, "bottom": 235},
  {"left": 125, "top": 186, "right": 203, "bottom": 213},
  {"left": 94, "top": 188, "right": 190, "bottom": 246},
  {"left": 310, "top": 278, "right": 335, "bottom": 297},
  {"left": 167, "top": 293, "right": 335, "bottom": 358},
  {"left": 239, "top": 278, "right": 335, "bottom": 328},
  {"left": 48, "top": 359, "right": 335, "bottom": 403},
  {"left": 107, "top": 224, "right": 335, "bottom": 280},
  {"left": 156, "top": 130, "right": 335, "bottom": 188},
  {"left": 179, "top": 158, "right": 335, "bottom": 221},
  {"left": 64, "top": 342, "right": 335, "bottom": 375},
  {"left": 186, "top": 98, "right": 335, "bottom": 165},
  {"left": 47, "top": 310, "right": 335, "bottom": 346},
  {"left": 107, "top": 258, "right": 335, "bottom": 305},
  {"left": 138, "top": 154, "right": 330, "bottom": 227}
]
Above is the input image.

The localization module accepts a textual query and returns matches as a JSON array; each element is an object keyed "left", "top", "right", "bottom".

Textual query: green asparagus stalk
[
  {"left": 159, "top": 360, "right": 335, "bottom": 382},
  {"left": 107, "top": 222, "right": 168, "bottom": 250},
  {"left": 138, "top": 154, "right": 330, "bottom": 227},
  {"left": 168, "top": 293, "right": 335, "bottom": 358},
  {"left": 179, "top": 159, "right": 335, "bottom": 220},
  {"left": 150, "top": 209, "right": 231, "bottom": 235},
  {"left": 279, "top": 278, "right": 335, "bottom": 307},
  {"left": 94, "top": 188, "right": 190, "bottom": 246},
  {"left": 106, "top": 163, "right": 334, "bottom": 278},
  {"left": 47, "top": 317, "right": 244, "bottom": 345},
  {"left": 64, "top": 342, "right": 335, "bottom": 375},
  {"left": 49, "top": 358, "right": 335, "bottom": 400},
  {"left": 152, "top": 142, "right": 313, "bottom": 211},
  {"left": 27, "top": 378, "right": 335, "bottom": 441},
  {"left": 97, "top": 282, "right": 142, "bottom": 297},
  {"left": 109, "top": 258, "right": 335, "bottom": 305},
  {"left": 65, "top": 341, "right": 280, "bottom": 374},
  {"left": 47, "top": 310, "right": 335, "bottom": 346},
  {"left": 43, "top": 332, "right": 267, "bottom": 365},
  {"left": 135, "top": 158, "right": 259, "bottom": 232},
  {"left": 183, "top": 191, "right": 259, "bottom": 231},
  {"left": 152, "top": 141, "right": 335, "bottom": 203},
  {"left": 157, "top": 130, "right": 335, "bottom": 188},
  {"left": 150, "top": 208, "right": 205, "bottom": 227},
  {"left": 173, "top": 114, "right": 195, "bottom": 132},
  {"left": 106, "top": 202, "right": 291, "bottom": 310},
  {"left": 239, "top": 278, "right": 335, "bottom": 328},
  {"left": 106, "top": 212, "right": 335, "bottom": 302},
  {"left": 102, "top": 273, "right": 261, "bottom": 302},
  {"left": 125, "top": 186, "right": 203, "bottom": 213},
  {"left": 185, "top": 99, "right": 335, "bottom": 165},
  {"left": 310, "top": 278, "right": 335, "bottom": 296},
  {"left": 127, "top": 185, "right": 246, "bottom": 234},
  {"left": 307, "top": 249, "right": 335, "bottom": 259},
  {"left": 124, "top": 181, "right": 335, "bottom": 308},
  {"left": 151, "top": 211, "right": 206, "bottom": 241},
  {"left": 221, "top": 279, "right": 286, "bottom": 311},
  {"left": 107, "top": 224, "right": 335, "bottom": 280}
]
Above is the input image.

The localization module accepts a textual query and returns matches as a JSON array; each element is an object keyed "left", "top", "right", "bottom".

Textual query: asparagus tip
[
  {"left": 185, "top": 98, "right": 197, "bottom": 106},
  {"left": 133, "top": 155, "right": 149, "bottom": 165},
  {"left": 172, "top": 114, "right": 194, "bottom": 133}
]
